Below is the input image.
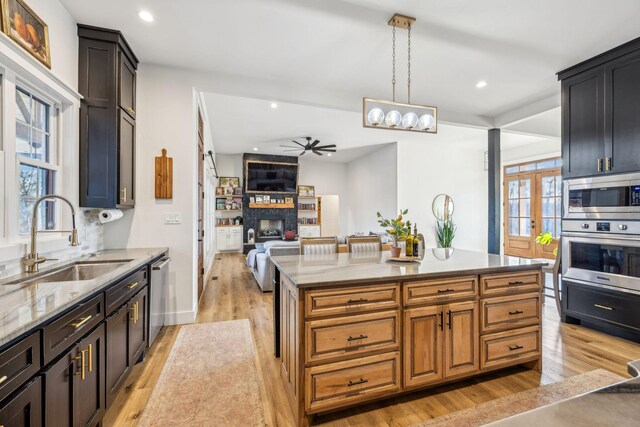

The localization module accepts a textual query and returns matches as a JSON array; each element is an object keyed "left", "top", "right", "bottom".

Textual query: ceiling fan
[{"left": 280, "top": 137, "right": 337, "bottom": 156}]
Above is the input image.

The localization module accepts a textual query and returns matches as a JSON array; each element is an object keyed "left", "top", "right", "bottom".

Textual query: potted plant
[
  {"left": 436, "top": 218, "right": 456, "bottom": 248},
  {"left": 377, "top": 209, "right": 411, "bottom": 257}
]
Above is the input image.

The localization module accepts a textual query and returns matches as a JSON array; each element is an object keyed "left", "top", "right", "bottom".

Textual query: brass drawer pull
[
  {"left": 508, "top": 310, "right": 524, "bottom": 315},
  {"left": 347, "top": 298, "right": 368, "bottom": 304},
  {"left": 0, "top": 375, "right": 7, "bottom": 384},
  {"left": 508, "top": 280, "right": 524, "bottom": 285},
  {"left": 125, "top": 107, "right": 135, "bottom": 114},
  {"left": 347, "top": 378, "right": 368, "bottom": 387},
  {"left": 73, "top": 349, "right": 88, "bottom": 380},
  {"left": 597, "top": 158, "right": 603, "bottom": 172},
  {"left": 69, "top": 315, "right": 92, "bottom": 329},
  {"left": 347, "top": 334, "right": 368, "bottom": 342},
  {"left": 127, "top": 281, "right": 139, "bottom": 289},
  {"left": 87, "top": 344, "right": 93, "bottom": 373},
  {"left": 594, "top": 304, "right": 614, "bottom": 311},
  {"left": 437, "top": 289, "right": 455, "bottom": 294},
  {"left": 508, "top": 344, "right": 524, "bottom": 351}
]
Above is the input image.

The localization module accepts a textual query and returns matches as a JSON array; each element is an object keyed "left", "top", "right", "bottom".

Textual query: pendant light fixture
[{"left": 363, "top": 14, "right": 437, "bottom": 134}]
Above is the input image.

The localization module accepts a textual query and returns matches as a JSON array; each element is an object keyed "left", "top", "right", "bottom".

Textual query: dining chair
[
  {"left": 347, "top": 235, "right": 382, "bottom": 254},
  {"left": 300, "top": 237, "right": 339, "bottom": 255}
]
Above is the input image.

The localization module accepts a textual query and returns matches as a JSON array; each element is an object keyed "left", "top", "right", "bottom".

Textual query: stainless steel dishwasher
[{"left": 150, "top": 255, "right": 170, "bottom": 345}]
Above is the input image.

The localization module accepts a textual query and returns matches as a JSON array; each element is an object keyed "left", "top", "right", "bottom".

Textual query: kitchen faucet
[{"left": 23, "top": 194, "right": 80, "bottom": 273}]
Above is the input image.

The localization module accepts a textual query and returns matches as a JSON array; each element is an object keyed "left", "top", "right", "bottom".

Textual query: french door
[{"left": 504, "top": 161, "right": 561, "bottom": 259}]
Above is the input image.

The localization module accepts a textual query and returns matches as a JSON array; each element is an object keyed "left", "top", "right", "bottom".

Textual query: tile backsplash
[{"left": 0, "top": 209, "right": 105, "bottom": 278}]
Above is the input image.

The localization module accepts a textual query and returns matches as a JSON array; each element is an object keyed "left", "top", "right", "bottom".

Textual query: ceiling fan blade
[
  {"left": 291, "top": 140, "right": 306, "bottom": 148},
  {"left": 280, "top": 145, "right": 299, "bottom": 149},
  {"left": 314, "top": 144, "right": 337, "bottom": 149},
  {"left": 300, "top": 150, "right": 306, "bottom": 156},
  {"left": 313, "top": 150, "right": 323, "bottom": 156},
  {"left": 311, "top": 139, "right": 321, "bottom": 148},
  {"left": 316, "top": 148, "right": 337, "bottom": 152},
  {"left": 283, "top": 149, "right": 302, "bottom": 152}
]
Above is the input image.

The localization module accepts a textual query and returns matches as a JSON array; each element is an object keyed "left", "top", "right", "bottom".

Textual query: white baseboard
[{"left": 164, "top": 309, "right": 197, "bottom": 325}]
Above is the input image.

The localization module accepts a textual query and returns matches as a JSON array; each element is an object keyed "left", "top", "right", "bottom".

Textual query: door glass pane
[
  {"left": 519, "top": 179, "right": 531, "bottom": 197},
  {"left": 555, "top": 198, "right": 562, "bottom": 217},
  {"left": 519, "top": 198, "right": 530, "bottom": 216},
  {"left": 509, "top": 200, "right": 519, "bottom": 217},
  {"left": 509, "top": 218, "right": 519, "bottom": 236},
  {"left": 555, "top": 178, "right": 562, "bottom": 196},
  {"left": 542, "top": 198, "right": 554, "bottom": 217},
  {"left": 542, "top": 218, "right": 555, "bottom": 236},
  {"left": 508, "top": 181, "right": 519, "bottom": 199},
  {"left": 542, "top": 176, "right": 555, "bottom": 197},
  {"left": 519, "top": 218, "right": 531, "bottom": 236},
  {"left": 555, "top": 219, "right": 561, "bottom": 239}
]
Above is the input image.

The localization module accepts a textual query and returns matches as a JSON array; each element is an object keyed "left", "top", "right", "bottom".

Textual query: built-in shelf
[
  {"left": 216, "top": 195, "right": 242, "bottom": 198},
  {"left": 216, "top": 225, "right": 242, "bottom": 228},
  {"left": 298, "top": 196, "right": 317, "bottom": 199},
  {"left": 249, "top": 203, "right": 295, "bottom": 209},
  {"left": 298, "top": 224, "right": 320, "bottom": 226},
  {"left": 216, "top": 210, "right": 242, "bottom": 213},
  {"left": 298, "top": 209, "right": 317, "bottom": 212}
]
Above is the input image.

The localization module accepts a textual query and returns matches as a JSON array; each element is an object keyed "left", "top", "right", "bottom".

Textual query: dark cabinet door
[
  {"left": 119, "top": 53, "right": 136, "bottom": 120},
  {"left": 561, "top": 68, "right": 605, "bottom": 178},
  {"left": 106, "top": 305, "right": 130, "bottom": 406},
  {"left": 128, "top": 288, "right": 148, "bottom": 365},
  {"left": 45, "top": 348, "right": 79, "bottom": 427},
  {"left": 118, "top": 111, "right": 135, "bottom": 208},
  {"left": 605, "top": 51, "right": 640, "bottom": 174},
  {"left": 0, "top": 376, "right": 42, "bottom": 427},
  {"left": 77, "top": 325, "right": 105, "bottom": 427}
]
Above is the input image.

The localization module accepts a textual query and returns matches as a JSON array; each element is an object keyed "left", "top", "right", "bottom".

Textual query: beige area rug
[
  {"left": 138, "top": 320, "right": 270, "bottom": 427},
  {"left": 412, "top": 369, "right": 624, "bottom": 427}
]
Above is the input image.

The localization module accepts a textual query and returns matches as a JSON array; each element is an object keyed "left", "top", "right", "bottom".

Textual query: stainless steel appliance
[
  {"left": 563, "top": 172, "right": 640, "bottom": 220},
  {"left": 150, "top": 255, "right": 170, "bottom": 345}
]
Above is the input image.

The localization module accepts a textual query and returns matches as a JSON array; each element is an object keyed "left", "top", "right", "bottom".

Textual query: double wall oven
[{"left": 562, "top": 172, "right": 640, "bottom": 294}]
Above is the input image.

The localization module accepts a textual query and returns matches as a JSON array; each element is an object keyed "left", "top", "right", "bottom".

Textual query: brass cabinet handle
[
  {"left": 347, "top": 378, "right": 368, "bottom": 387},
  {"left": 69, "top": 315, "right": 92, "bottom": 329},
  {"left": 509, "top": 344, "right": 524, "bottom": 351},
  {"left": 127, "top": 281, "right": 139, "bottom": 290},
  {"left": 347, "top": 298, "right": 368, "bottom": 304},
  {"left": 125, "top": 107, "right": 135, "bottom": 114},
  {"left": 437, "top": 289, "right": 455, "bottom": 294},
  {"left": 73, "top": 350, "right": 87, "bottom": 380},
  {"left": 508, "top": 310, "right": 524, "bottom": 315},
  {"left": 597, "top": 158, "right": 603, "bottom": 172},
  {"left": 130, "top": 303, "right": 137, "bottom": 323},
  {"left": 594, "top": 304, "right": 614, "bottom": 311},
  {"left": 347, "top": 334, "right": 368, "bottom": 342},
  {"left": 87, "top": 344, "right": 93, "bottom": 373},
  {"left": 121, "top": 187, "right": 127, "bottom": 203},
  {"left": 0, "top": 375, "right": 7, "bottom": 384},
  {"left": 606, "top": 157, "right": 612, "bottom": 171},
  {"left": 135, "top": 302, "right": 139, "bottom": 323}
]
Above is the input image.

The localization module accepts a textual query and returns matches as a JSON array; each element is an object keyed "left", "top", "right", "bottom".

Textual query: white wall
[
  {"left": 346, "top": 144, "right": 398, "bottom": 235},
  {"left": 396, "top": 125, "right": 488, "bottom": 251}
]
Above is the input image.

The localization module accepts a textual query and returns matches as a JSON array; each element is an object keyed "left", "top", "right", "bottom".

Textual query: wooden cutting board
[{"left": 155, "top": 148, "right": 173, "bottom": 199}]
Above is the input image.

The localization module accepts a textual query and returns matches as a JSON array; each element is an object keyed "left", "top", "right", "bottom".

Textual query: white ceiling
[
  {"left": 502, "top": 108, "right": 561, "bottom": 138},
  {"left": 60, "top": 0, "right": 640, "bottom": 124}
]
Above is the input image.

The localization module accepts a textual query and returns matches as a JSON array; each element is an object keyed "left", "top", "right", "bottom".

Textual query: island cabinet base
[{"left": 277, "top": 269, "right": 543, "bottom": 426}]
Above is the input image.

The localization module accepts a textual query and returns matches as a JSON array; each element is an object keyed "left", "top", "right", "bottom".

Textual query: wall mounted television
[{"left": 245, "top": 161, "right": 299, "bottom": 193}]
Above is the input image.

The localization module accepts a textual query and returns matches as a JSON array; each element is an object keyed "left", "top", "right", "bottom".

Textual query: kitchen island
[{"left": 270, "top": 249, "right": 547, "bottom": 426}]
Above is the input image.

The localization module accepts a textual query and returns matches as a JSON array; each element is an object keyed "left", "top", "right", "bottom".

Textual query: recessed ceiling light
[
  {"left": 476, "top": 81, "right": 487, "bottom": 88},
  {"left": 138, "top": 10, "right": 154, "bottom": 22},
  {"left": 253, "top": 147, "right": 258, "bottom": 151},
  {"left": 270, "top": 102, "right": 278, "bottom": 109},
  {"left": 327, "top": 153, "right": 332, "bottom": 157}
]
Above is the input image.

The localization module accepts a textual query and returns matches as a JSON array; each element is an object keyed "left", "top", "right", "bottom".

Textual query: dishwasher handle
[{"left": 152, "top": 257, "right": 171, "bottom": 270}]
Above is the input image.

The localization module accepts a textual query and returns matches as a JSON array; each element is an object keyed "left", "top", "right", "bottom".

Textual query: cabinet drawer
[
  {"left": 42, "top": 293, "right": 104, "bottom": 365},
  {"left": 305, "top": 352, "right": 400, "bottom": 413},
  {"left": 0, "top": 376, "right": 42, "bottom": 427},
  {"left": 565, "top": 282, "right": 640, "bottom": 331},
  {"left": 404, "top": 276, "right": 477, "bottom": 306},
  {"left": 306, "top": 311, "right": 399, "bottom": 364},
  {"left": 480, "top": 271, "right": 541, "bottom": 296},
  {"left": 305, "top": 284, "right": 400, "bottom": 318},
  {"left": 106, "top": 267, "right": 147, "bottom": 315},
  {"left": 481, "top": 326, "right": 540, "bottom": 370},
  {"left": 481, "top": 293, "right": 541, "bottom": 333},
  {"left": 0, "top": 331, "right": 41, "bottom": 403}
]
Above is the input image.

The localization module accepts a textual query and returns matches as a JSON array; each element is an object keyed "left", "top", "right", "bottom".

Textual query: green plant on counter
[
  {"left": 376, "top": 209, "right": 411, "bottom": 246},
  {"left": 536, "top": 231, "right": 558, "bottom": 256},
  {"left": 436, "top": 219, "right": 456, "bottom": 248}
]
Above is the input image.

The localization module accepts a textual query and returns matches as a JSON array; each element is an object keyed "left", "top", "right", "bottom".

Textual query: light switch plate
[{"left": 164, "top": 213, "right": 182, "bottom": 224}]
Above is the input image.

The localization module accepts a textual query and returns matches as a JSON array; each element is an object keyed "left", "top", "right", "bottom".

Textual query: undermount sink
[{"left": 9, "top": 259, "right": 133, "bottom": 286}]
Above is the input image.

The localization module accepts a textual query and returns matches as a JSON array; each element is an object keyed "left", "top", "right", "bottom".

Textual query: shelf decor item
[
  {"left": 154, "top": 148, "right": 173, "bottom": 199},
  {"left": 1, "top": 0, "right": 51, "bottom": 68},
  {"left": 298, "top": 185, "right": 315, "bottom": 197},
  {"left": 219, "top": 176, "right": 240, "bottom": 189},
  {"left": 377, "top": 209, "right": 411, "bottom": 257},
  {"left": 363, "top": 14, "right": 437, "bottom": 134},
  {"left": 436, "top": 218, "right": 456, "bottom": 248}
]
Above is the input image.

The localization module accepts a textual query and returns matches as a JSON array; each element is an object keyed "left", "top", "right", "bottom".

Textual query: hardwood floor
[{"left": 104, "top": 253, "right": 640, "bottom": 426}]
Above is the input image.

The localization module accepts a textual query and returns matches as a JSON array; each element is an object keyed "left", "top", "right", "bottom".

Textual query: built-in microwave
[{"left": 563, "top": 172, "right": 640, "bottom": 220}]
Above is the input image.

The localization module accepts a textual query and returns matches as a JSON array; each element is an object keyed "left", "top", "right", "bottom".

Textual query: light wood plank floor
[{"left": 104, "top": 253, "right": 640, "bottom": 427}]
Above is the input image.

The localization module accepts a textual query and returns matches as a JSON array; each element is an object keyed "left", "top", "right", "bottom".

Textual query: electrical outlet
[{"left": 164, "top": 213, "right": 182, "bottom": 225}]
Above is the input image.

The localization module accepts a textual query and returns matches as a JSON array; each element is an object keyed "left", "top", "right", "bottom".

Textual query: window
[{"left": 15, "top": 87, "right": 57, "bottom": 234}]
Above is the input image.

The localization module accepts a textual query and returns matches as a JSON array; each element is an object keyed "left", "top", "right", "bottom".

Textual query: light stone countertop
[
  {"left": 0, "top": 248, "right": 168, "bottom": 348},
  {"left": 270, "top": 248, "right": 547, "bottom": 288}
]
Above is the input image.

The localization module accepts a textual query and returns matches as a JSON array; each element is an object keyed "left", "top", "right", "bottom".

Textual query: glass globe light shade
[
  {"left": 402, "top": 112, "right": 419, "bottom": 129},
  {"left": 385, "top": 110, "right": 402, "bottom": 128},
  {"left": 367, "top": 108, "right": 385, "bottom": 126},
  {"left": 417, "top": 113, "right": 435, "bottom": 131}
]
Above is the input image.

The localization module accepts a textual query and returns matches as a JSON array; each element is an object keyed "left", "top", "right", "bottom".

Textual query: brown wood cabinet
[{"left": 78, "top": 25, "right": 138, "bottom": 209}]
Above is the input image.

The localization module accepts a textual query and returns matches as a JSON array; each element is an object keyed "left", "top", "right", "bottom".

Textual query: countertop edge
[{"left": 0, "top": 247, "right": 168, "bottom": 349}]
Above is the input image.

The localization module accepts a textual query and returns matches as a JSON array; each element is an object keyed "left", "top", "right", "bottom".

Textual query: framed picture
[
  {"left": 263, "top": 195, "right": 271, "bottom": 204},
  {"left": 285, "top": 197, "right": 293, "bottom": 204},
  {"left": 255, "top": 195, "right": 263, "bottom": 203},
  {"left": 216, "top": 187, "right": 223, "bottom": 196},
  {"left": 223, "top": 186, "right": 234, "bottom": 195},
  {"left": 1, "top": 0, "right": 51, "bottom": 68},
  {"left": 219, "top": 177, "right": 240, "bottom": 189},
  {"left": 249, "top": 196, "right": 255, "bottom": 204},
  {"left": 233, "top": 187, "right": 243, "bottom": 195},
  {"left": 298, "top": 185, "right": 315, "bottom": 197}
]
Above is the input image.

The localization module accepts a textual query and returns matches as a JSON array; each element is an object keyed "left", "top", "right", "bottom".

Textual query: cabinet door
[
  {"left": 216, "top": 230, "right": 228, "bottom": 251},
  {"left": 77, "top": 324, "right": 105, "bottom": 427},
  {"left": 230, "top": 230, "right": 242, "bottom": 250},
  {"left": 605, "top": 51, "right": 640, "bottom": 174},
  {"left": 45, "top": 347, "right": 80, "bottom": 427},
  {"left": 128, "top": 287, "right": 148, "bottom": 365},
  {"left": 403, "top": 305, "right": 444, "bottom": 388},
  {"left": 561, "top": 68, "right": 605, "bottom": 178},
  {"left": 106, "top": 304, "right": 130, "bottom": 406},
  {"left": 444, "top": 301, "right": 479, "bottom": 379},
  {"left": 0, "top": 377, "right": 42, "bottom": 427},
  {"left": 119, "top": 53, "right": 136, "bottom": 120},
  {"left": 118, "top": 111, "right": 135, "bottom": 208}
]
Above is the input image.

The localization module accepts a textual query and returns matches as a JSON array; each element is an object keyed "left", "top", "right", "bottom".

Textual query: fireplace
[{"left": 258, "top": 219, "right": 284, "bottom": 241}]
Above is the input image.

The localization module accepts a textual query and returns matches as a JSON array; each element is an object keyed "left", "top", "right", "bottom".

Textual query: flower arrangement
[
  {"left": 436, "top": 218, "right": 456, "bottom": 248},
  {"left": 535, "top": 231, "right": 558, "bottom": 256},
  {"left": 376, "top": 209, "right": 411, "bottom": 247}
]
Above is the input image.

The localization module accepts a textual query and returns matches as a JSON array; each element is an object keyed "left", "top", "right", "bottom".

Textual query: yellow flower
[
  {"left": 397, "top": 215, "right": 403, "bottom": 221},
  {"left": 388, "top": 229, "right": 396, "bottom": 234}
]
